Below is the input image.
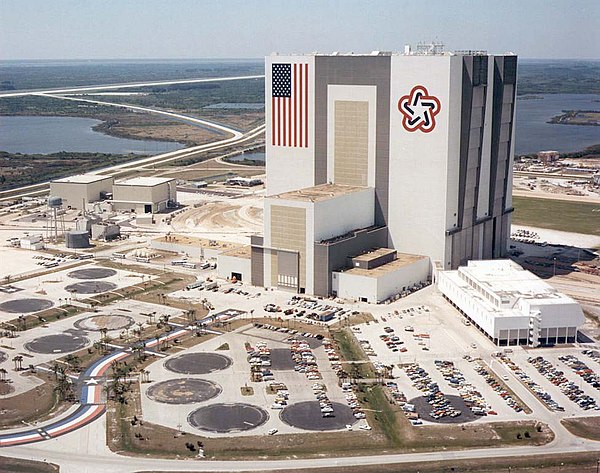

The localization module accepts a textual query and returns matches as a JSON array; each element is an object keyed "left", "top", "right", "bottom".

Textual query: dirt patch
[
  {"left": 562, "top": 416, "right": 600, "bottom": 441},
  {"left": 0, "top": 374, "right": 67, "bottom": 429},
  {"left": 0, "top": 456, "right": 59, "bottom": 473}
]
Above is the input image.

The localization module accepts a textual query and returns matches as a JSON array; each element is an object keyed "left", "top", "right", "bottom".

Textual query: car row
[
  {"left": 290, "top": 339, "right": 322, "bottom": 380},
  {"left": 247, "top": 341, "right": 275, "bottom": 382},
  {"left": 474, "top": 363, "right": 524, "bottom": 413},
  {"left": 340, "top": 382, "right": 366, "bottom": 419},
  {"left": 582, "top": 349, "right": 600, "bottom": 365},
  {"left": 528, "top": 356, "right": 597, "bottom": 411},
  {"left": 498, "top": 355, "right": 564, "bottom": 412},
  {"left": 379, "top": 332, "right": 407, "bottom": 353},
  {"left": 403, "top": 363, "right": 462, "bottom": 419},
  {"left": 559, "top": 354, "right": 600, "bottom": 390},
  {"left": 434, "top": 360, "right": 493, "bottom": 416}
]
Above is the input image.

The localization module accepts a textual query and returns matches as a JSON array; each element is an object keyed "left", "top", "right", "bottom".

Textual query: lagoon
[{"left": 0, "top": 115, "right": 184, "bottom": 154}]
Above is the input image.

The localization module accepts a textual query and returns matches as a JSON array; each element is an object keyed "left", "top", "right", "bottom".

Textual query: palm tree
[
  {"left": 12, "top": 355, "right": 23, "bottom": 371},
  {"left": 0, "top": 367, "right": 7, "bottom": 382}
]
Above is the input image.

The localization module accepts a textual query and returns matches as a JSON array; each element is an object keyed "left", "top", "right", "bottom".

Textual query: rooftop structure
[
  {"left": 114, "top": 177, "right": 174, "bottom": 187},
  {"left": 52, "top": 174, "right": 112, "bottom": 184}
]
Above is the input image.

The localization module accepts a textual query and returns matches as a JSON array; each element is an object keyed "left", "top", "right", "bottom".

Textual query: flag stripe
[{"left": 304, "top": 64, "right": 308, "bottom": 147}]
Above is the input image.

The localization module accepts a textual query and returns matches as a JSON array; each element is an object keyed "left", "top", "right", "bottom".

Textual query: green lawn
[{"left": 512, "top": 196, "right": 600, "bottom": 236}]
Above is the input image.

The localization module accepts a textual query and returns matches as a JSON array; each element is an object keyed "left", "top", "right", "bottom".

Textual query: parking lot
[
  {"left": 141, "top": 322, "right": 370, "bottom": 437},
  {"left": 347, "top": 287, "right": 600, "bottom": 426}
]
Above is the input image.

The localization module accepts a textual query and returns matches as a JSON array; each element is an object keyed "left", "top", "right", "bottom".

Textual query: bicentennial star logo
[{"left": 398, "top": 85, "right": 441, "bottom": 133}]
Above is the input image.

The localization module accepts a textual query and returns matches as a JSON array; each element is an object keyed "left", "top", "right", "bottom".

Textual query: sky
[{"left": 1, "top": 0, "right": 599, "bottom": 60}]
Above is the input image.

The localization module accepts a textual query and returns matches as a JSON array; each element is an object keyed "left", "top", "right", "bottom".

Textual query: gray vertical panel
[
  {"left": 313, "top": 244, "right": 330, "bottom": 296},
  {"left": 251, "top": 247, "right": 264, "bottom": 287},
  {"left": 314, "top": 56, "right": 391, "bottom": 228}
]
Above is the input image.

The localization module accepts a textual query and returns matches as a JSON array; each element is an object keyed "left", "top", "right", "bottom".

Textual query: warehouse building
[
  {"left": 437, "top": 260, "right": 585, "bottom": 346},
  {"left": 333, "top": 250, "right": 430, "bottom": 303},
  {"left": 112, "top": 177, "right": 176, "bottom": 214},
  {"left": 49, "top": 174, "right": 114, "bottom": 209}
]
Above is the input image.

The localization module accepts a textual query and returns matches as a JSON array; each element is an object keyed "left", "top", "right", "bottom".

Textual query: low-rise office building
[{"left": 438, "top": 259, "right": 585, "bottom": 346}]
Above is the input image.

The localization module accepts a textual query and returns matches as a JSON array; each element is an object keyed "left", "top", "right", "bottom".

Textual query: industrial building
[
  {"left": 248, "top": 46, "right": 517, "bottom": 299},
  {"left": 49, "top": 174, "right": 114, "bottom": 209},
  {"left": 112, "top": 177, "right": 176, "bottom": 214},
  {"left": 437, "top": 260, "right": 585, "bottom": 346},
  {"left": 333, "top": 250, "right": 430, "bottom": 304}
]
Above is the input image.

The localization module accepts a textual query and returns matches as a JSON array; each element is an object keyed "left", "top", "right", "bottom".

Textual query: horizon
[{"left": 2, "top": 0, "right": 599, "bottom": 61}]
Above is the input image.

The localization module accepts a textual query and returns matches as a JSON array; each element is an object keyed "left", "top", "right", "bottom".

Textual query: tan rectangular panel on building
[
  {"left": 270, "top": 205, "right": 306, "bottom": 290},
  {"left": 334, "top": 100, "right": 369, "bottom": 186}
]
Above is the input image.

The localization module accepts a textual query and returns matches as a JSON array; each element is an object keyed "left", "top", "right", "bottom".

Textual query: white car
[
  {"left": 268, "top": 428, "right": 278, "bottom": 435},
  {"left": 359, "top": 424, "right": 372, "bottom": 430}
]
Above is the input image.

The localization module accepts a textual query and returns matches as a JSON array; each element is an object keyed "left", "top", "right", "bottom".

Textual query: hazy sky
[{"left": 2, "top": 0, "right": 599, "bottom": 60}]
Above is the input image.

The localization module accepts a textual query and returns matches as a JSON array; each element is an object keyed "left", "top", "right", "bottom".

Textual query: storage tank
[{"left": 65, "top": 230, "right": 90, "bottom": 249}]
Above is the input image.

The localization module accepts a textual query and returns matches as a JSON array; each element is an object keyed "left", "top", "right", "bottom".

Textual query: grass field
[{"left": 512, "top": 196, "right": 600, "bottom": 236}]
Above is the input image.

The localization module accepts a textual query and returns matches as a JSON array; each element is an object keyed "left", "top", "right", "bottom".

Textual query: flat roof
[
  {"left": 342, "top": 253, "right": 427, "bottom": 278},
  {"left": 270, "top": 184, "right": 368, "bottom": 203},
  {"left": 52, "top": 174, "right": 113, "bottom": 184},
  {"left": 459, "top": 260, "right": 566, "bottom": 302},
  {"left": 352, "top": 248, "right": 396, "bottom": 263},
  {"left": 154, "top": 234, "right": 241, "bottom": 252},
  {"left": 115, "top": 177, "right": 174, "bottom": 187},
  {"left": 221, "top": 245, "right": 252, "bottom": 259}
]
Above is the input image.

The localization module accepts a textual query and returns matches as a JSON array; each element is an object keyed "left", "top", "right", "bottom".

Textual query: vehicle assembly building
[
  {"left": 249, "top": 47, "right": 517, "bottom": 298},
  {"left": 438, "top": 260, "right": 585, "bottom": 346}
]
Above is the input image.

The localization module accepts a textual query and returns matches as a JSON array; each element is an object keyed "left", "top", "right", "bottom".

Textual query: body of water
[
  {"left": 515, "top": 94, "right": 600, "bottom": 155},
  {"left": 0, "top": 116, "right": 184, "bottom": 154},
  {"left": 227, "top": 151, "right": 265, "bottom": 162}
]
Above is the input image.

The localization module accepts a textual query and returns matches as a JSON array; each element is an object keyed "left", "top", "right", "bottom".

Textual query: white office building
[{"left": 438, "top": 260, "right": 585, "bottom": 346}]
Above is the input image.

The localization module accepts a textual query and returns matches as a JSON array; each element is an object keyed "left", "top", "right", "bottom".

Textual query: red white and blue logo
[{"left": 398, "top": 85, "right": 441, "bottom": 133}]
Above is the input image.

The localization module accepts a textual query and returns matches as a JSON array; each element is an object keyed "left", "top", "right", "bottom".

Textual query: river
[
  {"left": 515, "top": 93, "right": 600, "bottom": 155},
  {"left": 0, "top": 115, "right": 184, "bottom": 154}
]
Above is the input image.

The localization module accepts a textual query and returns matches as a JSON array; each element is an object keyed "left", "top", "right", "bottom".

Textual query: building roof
[
  {"left": 153, "top": 234, "right": 241, "bottom": 252},
  {"left": 221, "top": 245, "right": 252, "bottom": 259},
  {"left": 115, "top": 177, "right": 174, "bottom": 187},
  {"left": 52, "top": 174, "right": 113, "bottom": 184},
  {"left": 269, "top": 183, "right": 368, "bottom": 203},
  {"left": 442, "top": 260, "right": 577, "bottom": 317},
  {"left": 342, "top": 253, "right": 427, "bottom": 278},
  {"left": 352, "top": 248, "right": 396, "bottom": 263}
]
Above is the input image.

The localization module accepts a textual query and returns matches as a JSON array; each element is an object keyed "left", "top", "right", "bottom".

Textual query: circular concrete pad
[
  {"left": 25, "top": 333, "right": 89, "bottom": 354},
  {"left": 64, "top": 281, "right": 118, "bottom": 294},
  {"left": 164, "top": 353, "right": 232, "bottom": 375},
  {"left": 408, "top": 395, "right": 478, "bottom": 424},
  {"left": 188, "top": 403, "right": 268, "bottom": 433},
  {"left": 68, "top": 268, "right": 117, "bottom": 280},
  {"left": 75, "top": 314, "right": 134, "bottom": 332},
  {"left": 0, "top": 298, "right": 53, "bottom": 314},
  {"left": 280, "top": 401, "right": 357, "bottom": 431},
  {"left": 146, "top": 378, "right": 221, "bottom": 405}
]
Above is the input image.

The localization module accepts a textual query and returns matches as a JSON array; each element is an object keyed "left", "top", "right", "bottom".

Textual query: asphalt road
[{"left": 0, "top": 75, "right": 265, "bottom": 98}]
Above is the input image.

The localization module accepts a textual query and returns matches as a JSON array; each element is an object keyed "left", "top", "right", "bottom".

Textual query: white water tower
[{"left": 47, "top": 196, "right": 66, "bottom": 242}]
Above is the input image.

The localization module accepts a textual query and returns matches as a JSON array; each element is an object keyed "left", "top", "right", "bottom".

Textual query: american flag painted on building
[{"left": 271, "top": 63, "right": 309, "bottom": 148}]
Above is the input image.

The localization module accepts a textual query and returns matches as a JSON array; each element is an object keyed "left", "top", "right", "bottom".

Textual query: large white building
[
  {"left": 112, "top": 177, "right": 176, "bottom": 214},
  {"left": 251, "top": 47, "right": 517, "bottom": 297},
  {"left": 438, "top": 260, "right": 585, "bottom": 346},
  {"left": 50, "top": 174, "right": 114, "bottom": 209}
]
